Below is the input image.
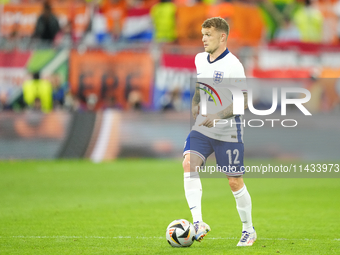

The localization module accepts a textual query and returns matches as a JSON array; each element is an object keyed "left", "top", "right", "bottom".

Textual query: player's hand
[
  {"left": 199, "top": 114, "right": 219, "bottom": 128},
  {"left": 192, "top": 105, "right": 200, "bottom": 120}
]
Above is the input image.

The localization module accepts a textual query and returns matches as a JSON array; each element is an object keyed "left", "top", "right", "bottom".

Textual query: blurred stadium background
[{"left": 0, "top": 0, "right": 339, "bottom": 161}]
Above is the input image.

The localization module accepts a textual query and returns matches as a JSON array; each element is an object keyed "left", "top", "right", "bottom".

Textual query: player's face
[{"left": 201, "top": 27, "right": 223, "bottom": 54}]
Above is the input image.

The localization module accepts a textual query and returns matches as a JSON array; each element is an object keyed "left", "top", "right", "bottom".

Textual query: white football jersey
[{"left": 192, "top": 49, "right": 247, "bottom": 143}]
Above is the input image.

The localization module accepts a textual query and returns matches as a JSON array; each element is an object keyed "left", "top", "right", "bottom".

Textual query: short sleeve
[{"left": 230, "top": 61, "right": 247, "bottom": 92}]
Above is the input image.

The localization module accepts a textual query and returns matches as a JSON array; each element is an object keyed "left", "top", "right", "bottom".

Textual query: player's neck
[{"left": 209, "top": 46, "right": 227, "bottom": 62}]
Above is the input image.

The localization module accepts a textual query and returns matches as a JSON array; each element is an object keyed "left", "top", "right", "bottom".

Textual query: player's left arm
[
  {"left": 217, "top": 92, "right": 248, "bottom": 119},
  {"left": 199, "top": 92, "right": 248, "bottom": 128}
]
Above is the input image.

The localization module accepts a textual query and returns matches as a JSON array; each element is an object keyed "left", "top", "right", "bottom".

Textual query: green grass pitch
[{"left": 0, "top": 159, "right": 339, "bottom": 254}]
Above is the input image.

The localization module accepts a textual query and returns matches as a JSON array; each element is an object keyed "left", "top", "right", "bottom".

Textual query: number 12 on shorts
[{"left": 226, "top": 149, "right": 240, "bottom": 164}]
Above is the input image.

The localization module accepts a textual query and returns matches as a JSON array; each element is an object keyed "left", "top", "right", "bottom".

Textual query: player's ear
[{"left": 221, "top": 32, "right": 227, "bottom": 43}]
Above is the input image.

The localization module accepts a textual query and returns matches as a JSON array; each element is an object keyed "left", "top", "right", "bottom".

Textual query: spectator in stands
[
  {"left": 23, "top": 72, "right": 53, "bottom": 113},
  {"left": 3, "top": 22, "right": 21, "bottom": 51},
  {"left": 92, "top": 6, "right": 109, "bottom": 44},
  {"left": 64, "top": 94, "right": 84, "bottom": 112},
  {"left": 32, "top": 1, "right": 61, "bottom": 43},
  {"left": 161, "top": 87, "right": 182, "bottom": 111},
  {"left": 55, "top": 21, "right": 73, "bottom": 48},
  {"left": 103, "top": 96, "right": 119, "bottom": 109},
  {"left": 150, "top": 0, "right": 177, "bottom": 43},
  {"left": 127, "top": 90, "right": 143, "bottom": 111},
  {"left": 274, "top": 16, "right": 300, "bottom": 42},
  {"left": 102, "top": 0, "right": 127, "bottom": 41},
  {"left": 82, "top": 1, "right": 110, "bottom": 46},
  {"left": 32, "top": 98, "right": 42, "bottom": 112},
  {"left": 86, "top": 93, "right": 98, "bottom": 111},
  {"left": 259, "top": 0, "right": 297, "bottom": 40},
  {"left": 293, "top": 0, "right": 323, "bottom": 43},
  {"left": 51, "top": 74, "right": 66, "bottom": 109},
  {"left": 0, "top": 92, "right": 11, "bottom": 111}
]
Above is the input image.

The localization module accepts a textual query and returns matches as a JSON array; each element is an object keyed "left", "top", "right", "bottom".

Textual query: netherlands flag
[{"left": 122, "top": 8, "right": 153, "bottom": 41}]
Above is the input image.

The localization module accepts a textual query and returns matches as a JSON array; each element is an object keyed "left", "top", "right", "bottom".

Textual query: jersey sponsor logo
[{"left": 213, "top": 71, "right": 224, "bottom": 84}]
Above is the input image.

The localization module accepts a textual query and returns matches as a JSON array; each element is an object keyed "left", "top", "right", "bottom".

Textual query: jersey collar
[{"left": 207, "top": 48, "right": 229, "bottom": 64}]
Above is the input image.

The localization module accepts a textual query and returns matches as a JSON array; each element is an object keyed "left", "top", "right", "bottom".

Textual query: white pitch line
[{"left": 0, "top": 236, "right": 339, "bottom": 241}]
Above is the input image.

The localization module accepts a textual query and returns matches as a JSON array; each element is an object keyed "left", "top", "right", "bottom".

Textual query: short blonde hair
[{"left": 202, "top": 17, "right": 229, "bottom": 37}]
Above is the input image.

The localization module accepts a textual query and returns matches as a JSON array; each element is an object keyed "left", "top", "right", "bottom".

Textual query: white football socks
[
  {"left": 184, "top": 172, "right": 202, "bottom": 223},
  {"left": 232, "top": 184, "right": 254, "bottom": 233}
]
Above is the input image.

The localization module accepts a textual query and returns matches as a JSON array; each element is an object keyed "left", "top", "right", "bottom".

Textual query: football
[{"left": 166, "top": 219, "right": 195, "bottom": 247}]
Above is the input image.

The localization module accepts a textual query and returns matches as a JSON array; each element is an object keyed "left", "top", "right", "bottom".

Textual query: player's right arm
[
  {"left": 192, "top": 82, "right": 200, "bottom": 120},
  {"left": 192, "top": 54, "right": 202, "bottom": 120}
]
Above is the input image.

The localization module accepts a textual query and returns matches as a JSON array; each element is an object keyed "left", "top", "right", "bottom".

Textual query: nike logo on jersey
[
  {"left": 190, "top": 206, "right": 196, "bottom": 210},
  {"left": 197, "top": 73, "right": 201, "bottom": 76}
]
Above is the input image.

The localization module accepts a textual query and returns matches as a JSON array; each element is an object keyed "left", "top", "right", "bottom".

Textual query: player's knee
[
  {"left": 182, "top": 155, "right": 191, "bottom": 172},
  {"left": 228, "top": 177, "right": 244, "bottom": 191},
  {"left": 183, "top": 154, "right": 203, "bottom": 173}
]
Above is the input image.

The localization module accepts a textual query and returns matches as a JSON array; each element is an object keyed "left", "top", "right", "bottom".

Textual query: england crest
[{"left": 213, "top": 71, "right": 224, "bottom": 84}]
